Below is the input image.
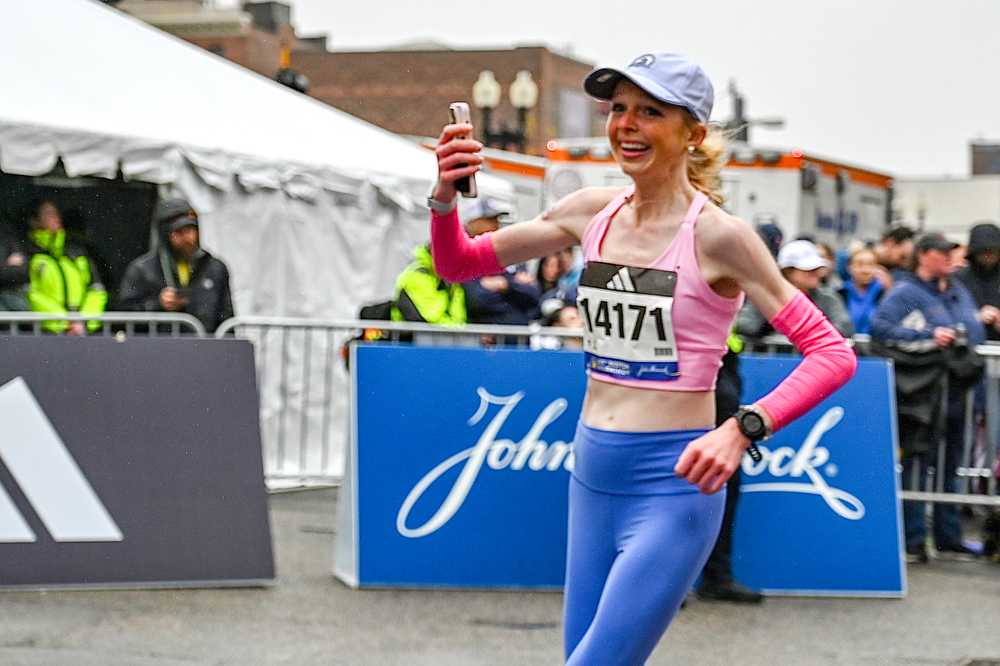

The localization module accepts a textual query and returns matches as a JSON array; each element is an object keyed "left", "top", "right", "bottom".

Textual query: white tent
[
  {"left": 0, "top": 0, "right": 513, "bottom": 480},
  {"left": 0, "top": 0, "right": 511, "bottom": 317}
]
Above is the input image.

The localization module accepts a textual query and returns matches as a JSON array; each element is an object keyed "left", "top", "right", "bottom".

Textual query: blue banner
[
  {"left": 352, "top": 345, "right": 582, "bottom": 588},
  {"left": 733, "top": 355, "right": 904, "bottom": 595},
  {"left": 347, "top": 346, "right": 903, "bottom": 595}
]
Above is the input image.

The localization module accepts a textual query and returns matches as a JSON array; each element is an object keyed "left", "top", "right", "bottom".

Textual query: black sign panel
[{"left": 0, "top": 337, "right": 274, "bottom": 588}]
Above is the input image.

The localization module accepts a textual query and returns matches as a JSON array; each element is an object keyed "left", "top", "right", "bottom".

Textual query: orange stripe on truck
[
  {"left": 547, "top": 149, "right": 893, "bottom": 189},
  {"left": 483, "top": 157, "right": 546, "bottom": 179}
]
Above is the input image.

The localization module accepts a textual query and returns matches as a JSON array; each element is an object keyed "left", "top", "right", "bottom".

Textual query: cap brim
[
  {"left": 584, "top": 67, "right": 698, "bottom": 120},
  {"left": 922, "top": 242, "right": 958, "bottom": 252},
  {"left": 782, "top": 258, "right": 829, "bottom": 271}
]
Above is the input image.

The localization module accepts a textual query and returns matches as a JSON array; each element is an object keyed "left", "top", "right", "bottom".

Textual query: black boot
[{"left": 697, "top": 580, "right": 764, "bottom": 604}]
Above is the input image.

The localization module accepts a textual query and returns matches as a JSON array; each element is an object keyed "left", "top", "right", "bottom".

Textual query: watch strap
[{"left": 427, "top": 196, "right": 457, "bottom": 215}]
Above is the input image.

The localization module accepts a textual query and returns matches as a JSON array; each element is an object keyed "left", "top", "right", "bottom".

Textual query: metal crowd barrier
[
  {"left": 0, "top": 311, "right": 207, "bottom": 337},
  {"left": 747, "top": 333, "right": 1000, "bottom": 508},
  {"left": 217, "top": 316, "right": 1000, "bottom": 503},
  {"left": 213, "top": 317, "right": 582, "bottom": 488},
  {"left": 7, "top": 309, "right": 998, "bottom": 508}
]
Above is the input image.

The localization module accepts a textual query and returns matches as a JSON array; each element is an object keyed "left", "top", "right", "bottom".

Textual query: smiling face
[{"left": 605, "top": 81, "right": 704, "bottom": 178}]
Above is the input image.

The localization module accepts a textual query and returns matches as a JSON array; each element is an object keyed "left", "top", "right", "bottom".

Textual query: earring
[{"left": 687, "top": 145, "right": 695, "bottom": 153}]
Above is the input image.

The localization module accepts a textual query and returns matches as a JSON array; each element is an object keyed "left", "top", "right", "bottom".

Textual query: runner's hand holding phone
[{"left": 448, "top": 102, "right": 478, "bottom": 198}]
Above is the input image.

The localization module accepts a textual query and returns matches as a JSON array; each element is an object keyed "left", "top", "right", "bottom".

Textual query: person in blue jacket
[
  {"left": 870, "top": 232, "right": 985, "bottom": 562},
  {"left": 461, "top": 198, "right": 541, "bottom": 327},
  {"left": 839, "top": 246, "right": 885, "bottom": 335}
]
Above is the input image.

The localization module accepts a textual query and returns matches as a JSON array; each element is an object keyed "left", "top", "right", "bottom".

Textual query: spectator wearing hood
[
  {"left": 116, "top": 197, "right": 234, "bottom": 333},
  {"left": 18, "top": 199, "right": 107, "bottom": 333},
  {"left": 954, "top": 222, "right": 1000, "bottom": 341}
]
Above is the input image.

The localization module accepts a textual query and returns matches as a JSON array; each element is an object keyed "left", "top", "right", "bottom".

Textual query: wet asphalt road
[{"left": 1, "top": 488, "right": 999, "bottom": 666}]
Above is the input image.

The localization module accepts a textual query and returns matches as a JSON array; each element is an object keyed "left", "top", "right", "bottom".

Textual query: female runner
[{"left": 426, "top": 52, "right": 857, "bottom": 665}]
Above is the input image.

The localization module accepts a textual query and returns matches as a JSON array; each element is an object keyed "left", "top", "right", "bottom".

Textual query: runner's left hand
[{"left": 674, "top": 419, "right": 749, "bottom": 494}]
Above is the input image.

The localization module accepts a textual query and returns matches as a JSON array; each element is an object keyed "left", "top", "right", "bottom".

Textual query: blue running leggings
[{"left": 564, "top": 424, "right": 726, "bottom": 665}]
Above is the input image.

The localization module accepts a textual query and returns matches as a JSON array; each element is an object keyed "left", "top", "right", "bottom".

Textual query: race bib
[{"left": 577, "top": 261, "right": 679, "bottom": 382}]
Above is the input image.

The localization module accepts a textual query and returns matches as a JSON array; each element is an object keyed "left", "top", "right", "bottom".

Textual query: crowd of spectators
[
  {"left": 734, "top": 220, "right": 1000, "bottom": 564},
  {"left": 6, "top": 191, "right": 998, "bottom": 567},
  {"left": 0, "top": 196, "right": 233, "bottom": 333},
  {"left": 389, "top": 197, "right": 584, "bottom": 345}
]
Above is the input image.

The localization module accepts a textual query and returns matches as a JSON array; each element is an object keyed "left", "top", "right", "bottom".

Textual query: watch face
[{"left": 741, "top": 411, "right": 765, "bottom": 437}]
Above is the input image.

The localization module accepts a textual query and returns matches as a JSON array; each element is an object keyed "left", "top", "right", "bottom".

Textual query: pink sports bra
[{"left": 577, "top": 186, "right": 744, "bottom": 391}]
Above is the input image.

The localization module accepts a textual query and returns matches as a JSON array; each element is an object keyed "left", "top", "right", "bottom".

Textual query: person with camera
[
  {"left": 117, "top": 197, "right": 233, "bottom": 333},
  {"left": 871, "top": 232, "right": 985, "bottom": 563},
  {"left": 428, "top": 51, "right": 856, "bottom": 663}
]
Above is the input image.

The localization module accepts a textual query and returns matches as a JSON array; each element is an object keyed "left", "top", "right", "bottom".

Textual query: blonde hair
[
  {"left": 686, "top": 121, "right": 729, "bottom": 206},
  {"left": 848, "top": 245, "right": 877, "bottom": 265}
]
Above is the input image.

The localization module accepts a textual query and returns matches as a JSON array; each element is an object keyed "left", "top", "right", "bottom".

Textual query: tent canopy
[{"left": 0, "top": 0, "right": 509, "bottom": 202}]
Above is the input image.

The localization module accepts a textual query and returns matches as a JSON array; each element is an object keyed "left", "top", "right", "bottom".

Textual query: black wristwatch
[{"left": 733, "top": 406, "right": 769, "bottom": 463}]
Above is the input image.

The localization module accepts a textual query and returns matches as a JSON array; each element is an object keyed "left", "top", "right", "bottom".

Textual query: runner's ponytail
[{"left": 687, "top": 123, "right": 728, "bottom": 207}]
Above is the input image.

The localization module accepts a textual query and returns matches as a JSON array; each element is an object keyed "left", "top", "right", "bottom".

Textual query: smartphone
[{"left": 448, "top": 102, "right": 478, "bottom": 198}]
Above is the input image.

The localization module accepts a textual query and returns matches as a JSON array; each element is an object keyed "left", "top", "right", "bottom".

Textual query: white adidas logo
[
  {"left": 605, "top": 267, "right": 635, "bottom": 292},
  {"left": 0, "top": 378, "right": 122, "bottom": 543}
]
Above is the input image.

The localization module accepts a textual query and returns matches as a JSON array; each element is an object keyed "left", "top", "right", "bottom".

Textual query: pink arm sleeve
[
  {"left": 429, "top": 208, "right": 504, "bottom": 282},
  {"left": 755, "top": 291, "right": 858, "bottom": 432}
]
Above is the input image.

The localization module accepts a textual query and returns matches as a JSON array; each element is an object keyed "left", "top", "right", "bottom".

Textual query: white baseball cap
[
  {"left": 777, "top": 240, "right": 829, "bottom": 271},
  {"left": 461, "top": 197, "right": 513, "bottom": 224},
  {"left": 584, "top": 52, "right": 714, "bottom": 123}
]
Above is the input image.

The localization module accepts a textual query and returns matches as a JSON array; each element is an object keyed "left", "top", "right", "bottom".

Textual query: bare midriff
[{"left": 581, "top": 378, "right": 715, "bottom": 432}]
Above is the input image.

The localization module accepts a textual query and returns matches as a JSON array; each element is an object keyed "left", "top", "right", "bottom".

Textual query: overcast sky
[{"left": 254, "top": 0, "right": 1000, "bottom": 177}]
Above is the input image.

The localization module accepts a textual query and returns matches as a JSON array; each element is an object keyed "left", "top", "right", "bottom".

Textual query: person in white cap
[
  {"left": 427, "top": 52, "right": 856, "bottom": 663},
  {"left": 460, "top": 198, "right": 542, "bottom": 330},
  {"left": 737, "top": 239, "right": 854, "bottom": 341}
]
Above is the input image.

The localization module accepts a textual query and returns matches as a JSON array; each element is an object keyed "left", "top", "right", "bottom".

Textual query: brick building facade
[
  {"left": 118, "top": 0, "right": 311, "bottom": 78},
  {"left": 292, "top": 46, "right": 604, "bottom": 155},
  {"left": 116, "top": 2, "right": 602, "bottom": 153}
]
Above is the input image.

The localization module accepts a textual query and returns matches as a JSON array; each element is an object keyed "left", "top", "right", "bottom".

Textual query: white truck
[{"left": 543, "top": 138, "right": 894, "bottom": 248}]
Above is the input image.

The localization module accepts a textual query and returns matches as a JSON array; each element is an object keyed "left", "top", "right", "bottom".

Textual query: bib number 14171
[{"left": 578, "top": 298, "right": 667, "bottom": 341}]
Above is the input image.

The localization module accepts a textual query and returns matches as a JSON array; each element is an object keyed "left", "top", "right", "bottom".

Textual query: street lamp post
[
  {"left": 471, "top": 70, "right": 538, "bottom": 153},
  {"left": 726, "top": 79, "right": 784, "bottom": 143},
  {"left": 509, "top": 70, "right": 539, "bottom": 153},
  {"left": 472, "top": 70, "right": 502, "bottom": 148}
]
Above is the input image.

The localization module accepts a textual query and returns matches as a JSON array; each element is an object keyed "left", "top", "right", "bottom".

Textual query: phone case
[{"left": 448, "top": 102, "right": 478, "bottom": 198}]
